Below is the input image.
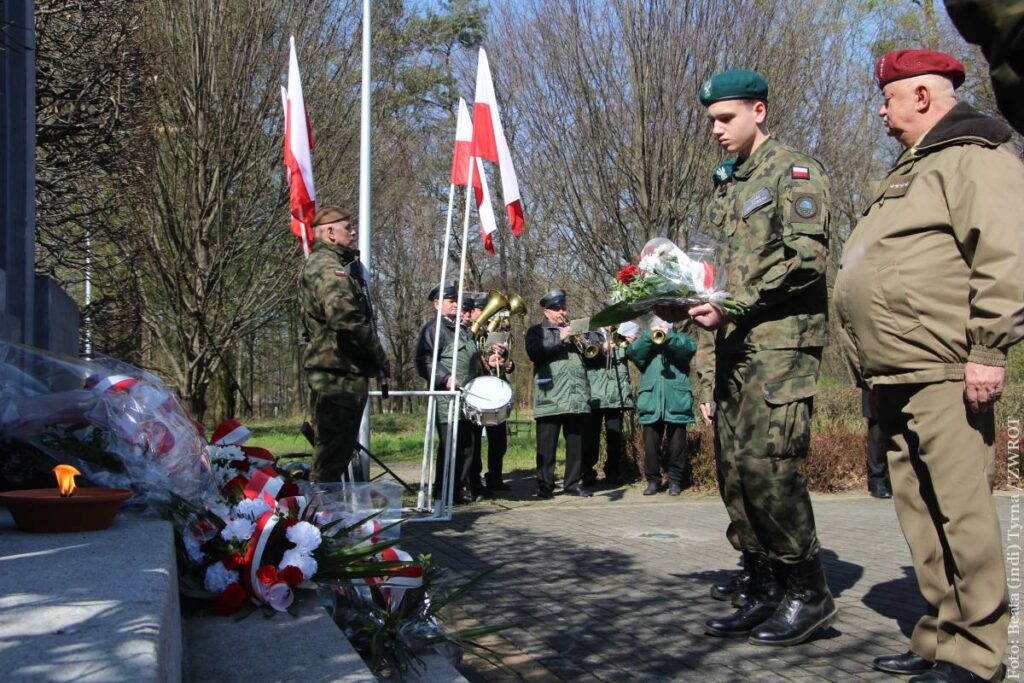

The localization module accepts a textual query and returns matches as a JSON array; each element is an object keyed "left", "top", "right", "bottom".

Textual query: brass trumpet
[
  {"left": 610, "top": 331, "right": 631, "bottom": 348},
  {"left": 651, "top": 327, "right": 669, "bottom": 345},
  {"left": 571, "top": 332, "right": 601, "bottom": 359}
]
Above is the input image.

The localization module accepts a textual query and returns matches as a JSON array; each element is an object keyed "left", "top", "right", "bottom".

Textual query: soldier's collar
[
  {"left": 316, "top": 241, "right": 359, "bottom": 261},
  {"left": 733, "top": 137, "right": 777, "bottom": 180}
]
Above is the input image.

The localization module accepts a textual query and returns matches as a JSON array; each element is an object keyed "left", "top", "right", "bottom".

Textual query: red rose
[
  {"left": 617, "top": 263, "right": 640, "bottom": 285},
  {"left": 279, "top": 565, "right": 304, "bottom": 587},
  {"left": 222, "top": 553, "right": 244, "bottom": 571},
  {"left": 256, "top": 564, "right": 278, "bottom": 586},
  {"left": 279, "top": 480, "right": 300, "bottom": 498},
  {"left": 213, "top": 582, "right": 248, "bottom": 615}
]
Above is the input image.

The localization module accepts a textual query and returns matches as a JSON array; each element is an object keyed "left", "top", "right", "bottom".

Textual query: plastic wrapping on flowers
[
  {"left": 0, "top": 341, "right": 217, "bottom": 508},
  {"left": 590, "top": 237, "right": 742, "bottom": 327}
]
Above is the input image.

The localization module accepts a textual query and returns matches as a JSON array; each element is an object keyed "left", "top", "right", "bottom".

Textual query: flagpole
[
  {"left": 356, "top": 0, "right": 372, "bottom": 480},
  {"left": 419, "top": 181, "right": 457, "bottom": 510},
  {"left": 438, "top": 151, "right": 477, "bottom": 519}
]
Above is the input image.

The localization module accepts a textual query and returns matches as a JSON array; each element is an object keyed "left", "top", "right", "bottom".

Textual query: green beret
[
  {"left": 712, "top": 157, "right": 738, "bottom": 186},
  {"left": 699, "top": 69, "right": 768, "bottom": 106}
]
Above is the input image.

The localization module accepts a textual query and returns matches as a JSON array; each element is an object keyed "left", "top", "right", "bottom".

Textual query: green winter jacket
[
  {"left": 525, "top": 320, "right": 591, "bottom": 418},
  {"left": 626, "top": 328, "right": 697, "bottom": 425},
  {"left": 586, "top": 343, "right": 634, "bottom": 410}
]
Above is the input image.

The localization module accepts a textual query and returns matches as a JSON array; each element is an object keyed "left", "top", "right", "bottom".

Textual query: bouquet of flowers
[
  {"left": 590, "top": 238, "right": 743, "bottom": 327},
  {"left": 327, "top": 553, "right": 509, "bottom": 680}
]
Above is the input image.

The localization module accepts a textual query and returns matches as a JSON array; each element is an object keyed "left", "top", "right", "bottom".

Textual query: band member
[
  {"left": 415, "top": 283, "right": 484, "bottom": 504},
  {"left": 299, "top": 205, "right": 389, "bottom": 483},
  {"left": 582, "top": 316, "right": 636, "bottom": 486},
  {"left": 626, "top": 318, "right": 697, "bottom": 496},
  {"left": 468, "top": 295, "right": 515, "bottom": 492},
  {"left": 525, "top": 288, "right": 594, "bottom": 498}
]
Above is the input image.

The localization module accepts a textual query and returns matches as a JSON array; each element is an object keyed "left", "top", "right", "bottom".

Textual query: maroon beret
[{"left": 875, "top": 49, "right": 965, "bottom": 90}]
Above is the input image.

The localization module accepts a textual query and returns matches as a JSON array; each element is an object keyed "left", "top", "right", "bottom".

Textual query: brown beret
[
  {"left": 312, "top": 205, "right": 352, "bottom": 227},
  {"left": 875, "top": 49, "right": 965, "bottom": 90}
]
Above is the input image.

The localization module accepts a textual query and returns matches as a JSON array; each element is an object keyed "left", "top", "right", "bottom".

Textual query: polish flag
[
  {"left": 471, "top": 48, "right": 524, "bottom": 237},
  {"left": 451, "top": 98, "right": 499, "bottom": 254},
  {"left": 282, "top": 36, "right": 316, "bottom": 254}
]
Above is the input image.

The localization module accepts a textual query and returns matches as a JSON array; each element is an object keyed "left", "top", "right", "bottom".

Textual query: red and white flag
[
  {"left": 282, "top": 36, "right": 316, "bottom": 254},
  {"left": 471, "top": 48, "right": 524, "bottom": 237},
  {"left": 451, "top": 98, "right": 499, "bottom": 254}
]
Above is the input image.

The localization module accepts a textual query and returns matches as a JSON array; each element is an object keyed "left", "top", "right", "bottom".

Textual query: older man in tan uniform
[{"left": 834, "top": 49, "right": 1024, "bottom": 683}]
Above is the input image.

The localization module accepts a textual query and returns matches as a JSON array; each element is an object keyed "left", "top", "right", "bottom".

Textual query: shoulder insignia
[
  {"left": 791, "top": 165, "right": 810, "bottom": 180},
  {"left": 334, "top": 270, "right": 348, "bottom": 278},
  {"left": 883, "top": 173, "right": 915, "bottom": 199},
  {"left": 742, "top": 187, "right": 774, "bottom": 218},
  {"left": 793, "top": 194, "right": 819, "bottom": 219}
]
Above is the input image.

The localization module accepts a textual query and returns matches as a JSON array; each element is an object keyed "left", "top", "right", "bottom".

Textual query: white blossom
[
  {"left": 203, "top": 561, "right": 239, "bottom": 593},
  {"left": 182, "top": 535, "right": 205, "bottom": 563},
  {"left": 220, "top": 517, "right": 256, "bottom": 542},
  {"left": 285, "top": 521, "right": 322, "bottom": 554},
  {"left": 280, "top": 549, "right": 318, "bottom": 580},
  {"left": 233, "top": 498, "right": 271, "bottom": 522}
]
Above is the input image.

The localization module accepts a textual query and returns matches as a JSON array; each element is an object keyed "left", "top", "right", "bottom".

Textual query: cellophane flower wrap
[{"left": 590, "top": 238, "right": 743, "bottom": 327}]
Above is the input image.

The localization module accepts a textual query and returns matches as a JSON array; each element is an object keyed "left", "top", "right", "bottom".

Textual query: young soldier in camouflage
[
  {"left": 299, "top": 205, "right": 390, "bottom": 483},
  {"left": 687, "top": 70, "right": 836, "bottom": 646}
]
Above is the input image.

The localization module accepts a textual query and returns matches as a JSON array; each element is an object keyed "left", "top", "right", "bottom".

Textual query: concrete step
[{"left": 0, "top": 509, "right": 182, "bottom": 682}]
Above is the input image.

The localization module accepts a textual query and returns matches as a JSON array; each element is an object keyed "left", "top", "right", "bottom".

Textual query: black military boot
[
  {"left": 710, "top": 552, "right": 752, "bottom": 602},
  {"left": 749, "top": 554, "right": 837, "bottom": 646},
  {"left": 705, "top": 555, "right": 782, "bottom": 637}
]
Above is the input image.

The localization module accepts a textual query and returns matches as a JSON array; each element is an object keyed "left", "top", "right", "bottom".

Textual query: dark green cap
[
  {"left": 699, "top": 69, "right": 768, "bottom": 106},
  {"left": 712, "top": 157, "right": 739, "bottom": 186}
]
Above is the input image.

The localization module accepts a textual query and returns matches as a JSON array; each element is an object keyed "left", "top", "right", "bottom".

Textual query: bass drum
[{"left": 462, "top": 376, "right": 514, "bottom": 426}]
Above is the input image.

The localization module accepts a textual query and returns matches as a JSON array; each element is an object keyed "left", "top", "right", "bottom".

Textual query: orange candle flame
[{"left": 53, "top": 464, "right": 81, "bottom": 497}]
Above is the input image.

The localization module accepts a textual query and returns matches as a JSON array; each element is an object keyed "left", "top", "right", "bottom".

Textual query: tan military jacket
[
  {"left": 300, "top": 241, "right": 388, "bottom": 393},
  {"left": 834, "top": 103, "right": 1024, "bottom": 387},
  {"left": 713, "top": 138, "right": 830, "bottom": 354}
]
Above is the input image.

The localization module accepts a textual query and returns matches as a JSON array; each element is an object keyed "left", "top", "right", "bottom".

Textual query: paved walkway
[{"left": 401, "top": 483, "right": 1020, "bottom": 682}]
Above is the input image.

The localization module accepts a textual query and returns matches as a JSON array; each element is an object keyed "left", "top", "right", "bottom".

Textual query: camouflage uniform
[
  {"left": 710, "top": 138, "right": 830, "bottom": 565},
  {"left": 300, "top": 241, "right": 389, "bottom": 482}
]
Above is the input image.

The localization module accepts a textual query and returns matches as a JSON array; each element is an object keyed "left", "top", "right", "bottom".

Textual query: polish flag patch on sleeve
[{"left": 791, "top": 165, "right": 810, "bottom": 180}]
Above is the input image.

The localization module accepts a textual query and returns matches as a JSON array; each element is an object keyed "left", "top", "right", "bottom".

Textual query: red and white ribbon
[
  {"left": 379, "top": 547, "right": 423, "bottom": 612},
  {"left": 87, "top": 374, "right": 141, "bottom": 393},
  {"left": 244, "top": 466, "right": 284, "bottom": 505},
  {"left": 211, "top": 418, "right": 252, "bottom": 446}
]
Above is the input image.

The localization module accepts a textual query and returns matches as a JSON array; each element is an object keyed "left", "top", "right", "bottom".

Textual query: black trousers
[
  {"left": 862, "top": 389, "right": 891, "bottom": 489},
  {"left": 582, "top": 408, "right": 625, "bottom": 482},
  {"left": 434, "top": 419, "right": 476, "bottom": 493},
  {"left": 535, "top": 414, "right": 585, "bottom": 493},
  {"left": 643, "top": 420, "right": 688, "bottom": 484},
  {"left": 471, "top": 423, "right": 509, "bottom": 488}
]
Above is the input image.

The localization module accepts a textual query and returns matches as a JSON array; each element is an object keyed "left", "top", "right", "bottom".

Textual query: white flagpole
[
  {"left": 438, "top": 151, "right": 477, "bottom": 518},
  {"left": 356, "top": 0, "right": 372, "bottom": 480},
  {"left": 419, "top": 180, "right": 457, "bottom": 510}
]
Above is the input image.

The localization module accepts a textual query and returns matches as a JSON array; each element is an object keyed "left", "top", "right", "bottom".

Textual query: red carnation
[
  {"left": 279, "top": 565, "right": 304, "bottom": 587},
  {"left": 233, "top": 458, "right": 251, "bottom": 473},
  {"left": 617, "top": 263, "right": 640, "bottom": 285},
  {"left": 279, "top": 480, "right": 300, "bottom": 498},
  {"left": 256, "top": 564, "right": 278, "bottom": 586},
  {"left": 222, "top": 552, "right": 244, "bottom": 571},
  {"left": 213, "top": 582, "right": 248, "bottom": 615}
]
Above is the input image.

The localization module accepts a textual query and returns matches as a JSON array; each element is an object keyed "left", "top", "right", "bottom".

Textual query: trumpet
[
  {"left": 651, "top": 327, "right": 669, "bottom": 345},
  {"left": 570, "top": 332, "right": 601, "bottom": 359},
  {"left": 610, "top": 331, "right": 631, "bottom": 348}
]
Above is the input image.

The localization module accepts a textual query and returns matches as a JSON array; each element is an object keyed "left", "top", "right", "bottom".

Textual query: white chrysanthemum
[
  {"left": 280, "top": 549, "right": 318, "bottom": 580},
  {"left": 285, "top": 521, "right": 322, "bottom": 554},
  {"left": 220, "top": 517, "right": 256, "bottom": 542},
  {"left": 203, "top": 561, "right": 239, "bottom": 593},
  {"left": 638, "top": 254, "right": 660, "bottom": 274},
  {"left": 233, "top": 498, "right": 271, "bottom": 522},
  {"left": 182, "top": 535, "right": 205, "bottom": 563}
]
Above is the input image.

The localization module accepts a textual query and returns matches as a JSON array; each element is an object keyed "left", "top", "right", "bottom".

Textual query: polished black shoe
[
  {"left": 535, "top": 489, "right": 554, "bottom": 500},
  {"left": 909, "top": 661, "right": 1006, "bottom": 682},
  {"left": 564, "top": 486, "right": 594, "bottom": 497},
  {"left": 870, "top": 482, "right": 893, "bottom": 499},
  {"left": 749, "top": 555, "right": 837, "bottom": 646},
  {"left": 668, "top": 482, "right": 682, "bottom": 496},
  {"left": 706, "top": 555, "right": 781, "bottom": 637},
  {"left": 873, "top": 651, "right": 933, "bottom": 675},
  {"left": 643, "top": 481, "right": 660, "bottom": 496}
]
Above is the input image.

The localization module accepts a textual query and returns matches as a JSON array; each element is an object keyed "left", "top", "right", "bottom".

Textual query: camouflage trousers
[
  {"left": 715, "top": 347, "right": 821, "bottom": 564},
  {"left": 309, "top": 375, "right": 368, "bottom": 483}
]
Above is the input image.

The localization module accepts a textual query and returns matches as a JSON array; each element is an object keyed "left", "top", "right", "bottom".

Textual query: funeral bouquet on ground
[
  {"left": 0, "top": 342, "right": 216, "bottom": 507},
  {"left": 327, "top": 552, "right": 509, "bottom": 679},
  {"left": 590, "top": 237, "right": 743, "bottom": 327}
]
